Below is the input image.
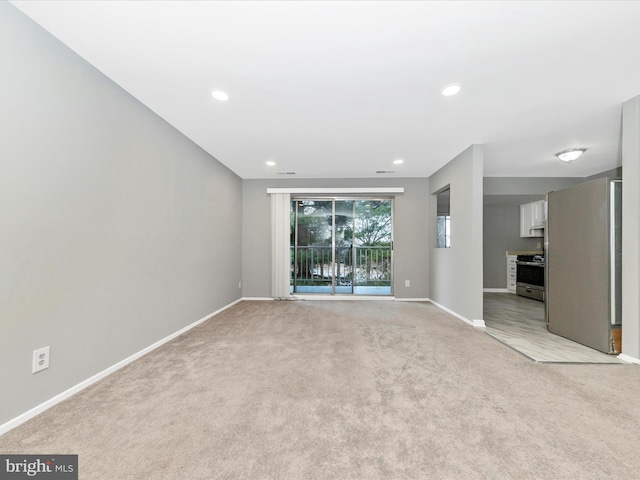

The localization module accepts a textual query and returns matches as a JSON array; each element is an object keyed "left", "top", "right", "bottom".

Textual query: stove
[{"left": 515, "top": 254, "right": 545, "bottom": 301}]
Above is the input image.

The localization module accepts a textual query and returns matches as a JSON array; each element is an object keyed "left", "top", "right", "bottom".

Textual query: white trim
[
  {"left": 0, "top": 298, "right": 243, "bottom": 437},
  {"left": 428, "top": 299, "right": 485, "bottom": 328},
  {"left": 241, "top": 297, "right": 275, "bottom": 301},
  {"left": 270, "top": 295, "right": 433, "bottom": 302},
  {"left": 483, "top": 288, "right": 511, "bottom": 293},
  {"left": 293, "top": 294, "right": 395, "bottom": 301},
  {"left": 267, "top": 187, "right": 404, "bottom": 194},
  {"left": 617, "top": 353, "right": 640, "bottom": 364}
]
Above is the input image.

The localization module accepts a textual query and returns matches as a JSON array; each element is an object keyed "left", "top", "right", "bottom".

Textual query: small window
[{"left": 436, "top": 187, "right": 451, "bottom": 248}]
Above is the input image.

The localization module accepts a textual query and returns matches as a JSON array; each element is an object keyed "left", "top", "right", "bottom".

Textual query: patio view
[{"left": 290, "top": 198, "right": 393, "bottom": 295}]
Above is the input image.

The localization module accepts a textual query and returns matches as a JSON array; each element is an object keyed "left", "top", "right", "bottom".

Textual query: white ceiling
[{"left": 11, "top": 0, "right": 640, "bottom": 179}]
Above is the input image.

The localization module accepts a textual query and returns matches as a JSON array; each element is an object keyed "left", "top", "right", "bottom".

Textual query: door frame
[{"left": 291, "top": 196, "right": 394, "bottom": 296}]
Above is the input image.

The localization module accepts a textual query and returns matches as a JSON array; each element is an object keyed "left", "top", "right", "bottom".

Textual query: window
[{"left": 436, "top": 187, "right": 451, "bottom": 248}]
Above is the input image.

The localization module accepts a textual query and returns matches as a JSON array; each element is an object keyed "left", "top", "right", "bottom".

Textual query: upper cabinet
[{"left": 520, "top": 200, "right": 546, "bottom": 237}]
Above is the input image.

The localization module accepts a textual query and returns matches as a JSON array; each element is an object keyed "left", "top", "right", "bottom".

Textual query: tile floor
[{"left": 483, "top": 292, "right": 627, "bottom": 363}]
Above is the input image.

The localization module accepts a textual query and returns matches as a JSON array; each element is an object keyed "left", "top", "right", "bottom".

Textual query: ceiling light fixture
[
  {"left": 441, "top": 84, "right": 461, "bottom": 96},
  {"left": 211, "top": 90, "right": 229, "bottom": 101},
  {"left": 393, "top": 159, "right": 404, "bottom": 165},
  {"left": 555, "top": 148, "right": 586, "bottom": 163},
  {"left": 266, "top": 160, "right": 276, "bottom": 166}
]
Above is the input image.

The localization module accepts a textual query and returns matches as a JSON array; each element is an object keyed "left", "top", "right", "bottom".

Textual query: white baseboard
[
  {"left": 0, "top": 297, "right": 243, "bottom": 437},
  {"left": 282, "top": 295, "right": 432, "bottom": 302},
  {"left": 241, "top": 297, "right": 275, "bottom": 301},
  {"left": 428, "top": 299, "right": 485, "bottom": 328},
  {"left": 293, "top": 294, "right": 395, "bottom": 301},
  {"left": 483, "top": 288, "right": 511, "bottom": 293},
  {"left": 618, "top": 353, "right": 640, "bottom": 364}
]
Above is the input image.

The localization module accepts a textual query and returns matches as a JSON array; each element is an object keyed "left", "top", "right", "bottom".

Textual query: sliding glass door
[{"left": 291, "top": 198, "right": 393, "bottom": 295}]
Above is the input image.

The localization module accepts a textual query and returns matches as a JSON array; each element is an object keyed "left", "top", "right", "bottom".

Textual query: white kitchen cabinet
[
  {"left": 532, "top": 199, "right": 546, "bottom": 227},
  {"left": 520, "top": 200, "right": 546, "bottom": 237},
  {"left": 506, "top": 254, "right": 517, "bottom": 292}
]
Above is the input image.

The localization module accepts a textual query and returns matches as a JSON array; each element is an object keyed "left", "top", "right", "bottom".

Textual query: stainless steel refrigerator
[{"left": 545, "top": 177, "right": 622, "bottom": 354}]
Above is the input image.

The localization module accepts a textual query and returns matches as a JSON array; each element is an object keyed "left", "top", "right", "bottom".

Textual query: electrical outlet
[
  {"left": 405, "top": 280, "right": 410, "bottom": 287},
  {"left": 537, "top": 242, "right": 541, "bottom": 249},
  {"left": 238, "top": 280, "right": 242, "bottom": 289},
  {"left": 32, "top": 346, "right": 50, "bottom": 374}
]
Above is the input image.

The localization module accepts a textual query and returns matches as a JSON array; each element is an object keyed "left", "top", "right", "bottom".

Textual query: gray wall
[
  {"left": 586, "top": 167, "right": 623, "bottom": 181},
  {"left": 429, "top": 145, "right": 484, "bottom": 322},
  {"left": 483, "top": 177, "right": 584, "bottom": 196},
  {"left": 242, "top": 178, "right": 430, "bottom": 299},
  {"left": 0, "top": 3, "right": 242, "bottom": 426},
  {"left": 483, "top": 205, "right": 540, "bottom": 288}
]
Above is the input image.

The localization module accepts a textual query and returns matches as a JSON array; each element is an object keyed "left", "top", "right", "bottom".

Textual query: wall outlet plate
[
  {"left": 32, "top": 346, "right": 50, "bottom": 373},
  {"left": 405, "top": 280, "right": 410, "bottom": 287}
]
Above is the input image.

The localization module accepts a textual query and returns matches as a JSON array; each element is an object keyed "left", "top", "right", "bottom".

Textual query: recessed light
[
  {"left": 211, "top": 90, "right": 229, "bottom": 101},
  {"left": 441, "top": 84, "right": 461, "bottom": 96},
  {"left": 556, "top": 148, "right": 586, "bottom": 162},
  {"left": 266, "top": 160, "right": 276, "bottom": 166},
  {"left": 393, "top": 159, "right": 404, "bottom": 165}
]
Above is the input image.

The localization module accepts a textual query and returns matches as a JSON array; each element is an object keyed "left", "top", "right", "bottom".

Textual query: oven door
[{"left": 516, "top": 261, "right": 545, "bottom": 301}]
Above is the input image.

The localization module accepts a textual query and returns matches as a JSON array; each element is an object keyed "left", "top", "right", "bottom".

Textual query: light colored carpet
[{"left": 1, "top": 300, "right": 639, "bottom": 479}]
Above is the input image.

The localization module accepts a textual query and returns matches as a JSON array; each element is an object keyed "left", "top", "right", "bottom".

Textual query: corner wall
[
  {"left": 429, "top": 145, "right": 484, "bottom": 323},
  {"left": 0, "top": 3, "right": 242, "bottom": 426}
]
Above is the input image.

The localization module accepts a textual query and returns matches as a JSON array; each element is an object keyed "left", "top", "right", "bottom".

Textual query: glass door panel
[
  {"left": 293, "top": 200, "right": 333, "bottom": 293},
  {"left": 334, "top": 200, "right": 355, "bottom": 294},
  {"left": 353, "top": 200, "right": 392, "bottom": 295}
]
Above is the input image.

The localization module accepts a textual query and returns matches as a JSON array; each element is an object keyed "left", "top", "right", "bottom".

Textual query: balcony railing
[{"left": 291, "top": 245, "right": 392, "bottom": 288}]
